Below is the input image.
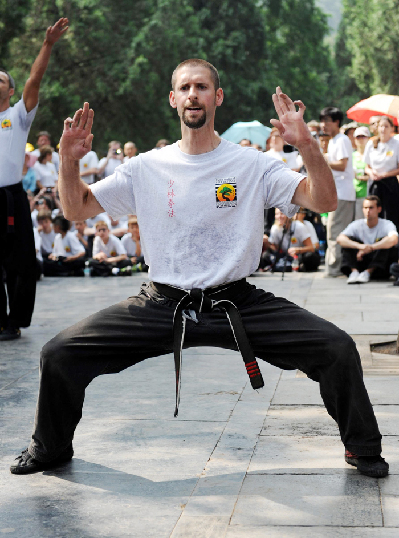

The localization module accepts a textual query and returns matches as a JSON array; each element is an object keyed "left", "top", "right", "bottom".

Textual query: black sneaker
[
  {"left": 0, "top": 325, "right": 21, "bottom": 341},
  {"left": 10, "top": 445, "right": 74, "bottom": 475},
  {"left": 345, "top": 450, "right": 389, "bottom": 478}
]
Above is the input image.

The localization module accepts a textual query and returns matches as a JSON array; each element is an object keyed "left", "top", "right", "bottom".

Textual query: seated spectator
[
  {"left": 31, "top": 131, "right": 59, "bottom": 172},
  {"left": 109, "top": 215, "right": 128, "bottom": 238},
  {"left": 89, "top": 221, "right": 130, "bottom": 276},
  {"left": 37, "top": 210, "right": 56, "bottom": 258},
  {"left": 33, "top": 227, "right": 43, "bottom": 281},
  {"left": 261, "top": 208, "right": 318, "bottom": 272},
  {"left": 294, "top": 208, "right": 320, "bottom": 250},
  {"left": 337, "top": 195, "right": 398, "bottom": 284},
  {"left": 86, "top": 212, "right": 111, "bottom": 231},
  {"left": 123, "top": 141, "right": 137, "bottom": 162},
  {"left": 121, "top": 216, "right": 148, "bottom": 271},
  {"left": 74, "top": 220, "right": 92, "bottom": 258},
  {"left": 97, "top": 141, "right": 124, "bottom": 178},
  {"left": 22, "top": 148, "right": 37, "bottom": 193},
  {"left": 33, "top": 145, "right": 58, "bottom": 192},
  {"left": 43, "top": 216, "right": 85, "bottom": 277},
  {"left": 31, "top": 192, "right": 61, "bottom": 227},
  {"left": 390, "top": 261, "right": 399, "bottom": 286}
]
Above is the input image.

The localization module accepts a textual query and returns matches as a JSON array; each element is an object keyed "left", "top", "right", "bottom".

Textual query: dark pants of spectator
[
  {"left": 370, "top": 177, "right": 399, "bottom": 232},
  {"left": 36, "top": 260, "right": 43, "bottom": 281},
  {"left": 89, "top": 258, "right": 131, "bottom": 276},
  {"left": 299, "top": 251, "right": 320, "bottom": 271},
  {"left": 43, "top": 257, "right": 85, "bottom": 277},
  {"left": 260, "top": 250, "right": 320, "bottom": 272},
  {"left": 0, "top": 183, "right": 36, "bottom": 328},
  {"left": 341, "top": 237, "right": 398, "bottom": 279},
  {"left": 390, "top": 262, "right": 399, "bottom": 281},
  {"left": 28, "top": 281, "right": 382, "bottom": 462}
]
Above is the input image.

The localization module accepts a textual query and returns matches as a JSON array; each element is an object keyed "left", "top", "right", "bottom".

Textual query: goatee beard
[{"left": 182, "top": 109, "right": 207, "bottom": 129}]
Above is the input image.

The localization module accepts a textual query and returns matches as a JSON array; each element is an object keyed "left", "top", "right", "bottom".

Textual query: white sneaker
[
  {"left": 347, "top": 270, "right": 360, "bottom": 284},
  {"left": 357, "top": 270, "right": 371, "bottom": 283}
]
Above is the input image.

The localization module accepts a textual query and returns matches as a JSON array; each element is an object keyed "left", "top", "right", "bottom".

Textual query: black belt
[
  {"left": 151, "top": 279, "right": 264, "bottom": 417},
  {"left": 0, "top": 182, "right": 23, "bottom": 234}
]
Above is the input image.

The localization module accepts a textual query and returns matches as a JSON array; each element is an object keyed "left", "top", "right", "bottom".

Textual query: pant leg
[
  {"left": 325, "top": 200, "right": 355, "bottom": 276},
  {"left": 299, "top": 251, "right": 320, "bottom": 271},
  {"left": 29, "top": 283, "right": 177, "bottom": 461},
  {"left": 230, "top": 286, "right": 381, "bottom": 455}
]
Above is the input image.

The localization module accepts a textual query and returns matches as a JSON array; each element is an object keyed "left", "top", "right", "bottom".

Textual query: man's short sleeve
[
  {"left": 340, "top": 221, "right": 358, "bottom": 238},
  {"left": 262, "top": 157, "right": 305, "bottom": 217},
  {"left": 90, "top": 160, "right": 137, "bottom": 218}
]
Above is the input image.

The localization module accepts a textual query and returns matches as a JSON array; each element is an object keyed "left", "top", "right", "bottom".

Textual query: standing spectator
[
  {"left": 364, "top": 116, "right": 399, "bottom": 231},
  {"left": 0, "top": 17, "right": 68, "bottom": 340},
  {"left": 33, "top": 145, "right": 58, "bottom": 191},
  {"left": 79, "top": 150, "right": 99, "bottom": 185},
  {"left": 21, "top": 147, "right": 37, "bottom": 193},
  {"left": 337, "top": 195, "right": 398, "bottom": 283},
  {"left": 341, "top": 122, "right": 358, "bottom": 150},
  {"left": 31, "top": 131, "right": 60, "bottom": 172},
  {"left": 155, "top": 139, "right": 170, "bottom": 148},
  {"left": 97, "top": 141, "right": 124, "bottom": 178},
  {"left": 44, "top": 216, "right": 85, "bottom": 276},
  {"left": 123, "top": 141, "right": 137, "bottom": 162},
  {"left": 368, "top": 116, "right": 382, "bottom": 136},
  {"left": 239, "top": 139, "right": 251, "bottom": 147},
  {"left": 89, "top": 221, "right": 129, "bottom": 276},
  {"left": 266, "top": 128, "right": 298, "bottom": 169},
  {"left": 307, "top": 120, "right": 321, "bottom": 141},
  {"left": 353, "top": 127, "right": 371, "bottom": 219},
  {"left": 320, "top": 106, "right": 356, "bottom": 277}
]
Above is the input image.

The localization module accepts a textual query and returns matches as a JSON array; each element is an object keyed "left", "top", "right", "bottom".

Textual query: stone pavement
[{"left": 1, "top": 271, "right": 399, "bottom": 537}]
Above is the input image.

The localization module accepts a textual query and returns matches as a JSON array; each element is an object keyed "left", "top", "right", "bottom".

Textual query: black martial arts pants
[
  {"left": 28, "top": 280, "right": 382, "bottom": 462},
  {"left": 0, "top": 183, "right": 36, "bottom": 328}
]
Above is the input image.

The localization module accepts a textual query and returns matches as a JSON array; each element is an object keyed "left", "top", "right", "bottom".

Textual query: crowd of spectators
[{"left": 23, "top": 113, "right": 399, "bottom": 286}]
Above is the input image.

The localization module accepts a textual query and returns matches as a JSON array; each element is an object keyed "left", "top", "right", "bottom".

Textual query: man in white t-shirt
[
  {"left": 79, "top": 150, "right": 99, "bottom": 184},
  {"left": 320, "top": 107, "right": 356, "bottom": 277},
  {"left": 97, "top": 141, "right": 124, "bottom": 178},
  {"left": 89, "top": 220, "right": 129, "bottom": 276},
  {"left": 0, "top": 17, "right": 68, "bottom": 341},
  {"left": 337, "top": 195, "right": 398, "bottom": 283},
  {"left": 123, "top": 141, "right": 137, "bottom": 163},
  {"left": 12, "top": 60, "right": 389, "bottom": 480}
]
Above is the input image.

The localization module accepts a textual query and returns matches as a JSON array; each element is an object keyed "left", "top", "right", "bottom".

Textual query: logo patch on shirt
[
  {"left": 215, "top": 178, "right": 237, "bottom": 208},
  {"left": 110, "top": 250, "right": 116, "bottom": 256},
  {"left": 1, "top": 118, "right": 12, "bottom": 130},
  {"left": 291, "top": 237, "right": 298, "bottom": 244},
  {"left": 386, "top": 150, "right": 393, "bottom": 157},
  {"left": 65, "top": 246, "right": 71, "bottom": 253}
]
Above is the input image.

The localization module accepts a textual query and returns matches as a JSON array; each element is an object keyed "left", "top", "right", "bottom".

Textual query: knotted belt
[{"left": 150, "top": 279, "right": 264, "bottom": 417}]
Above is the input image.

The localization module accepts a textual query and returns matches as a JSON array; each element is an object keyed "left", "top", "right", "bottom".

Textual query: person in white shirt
[
  {"left": 33, "top": 227, "right": 43, "bottom": 280},
  {"left": 266, "top": 128, "right": 299, "bottom": 170},
  {"left": 320, "top": 106, "right": 356, "bottom": 277},
  {"left": 73, "top": 219, "right": 91, "bottom": 257},
  {"left": 37, "top": 210, "right": 56, "bottom": 257},
  {"left": 123, "top": 141, "right": 137, "bottom": 163},
  {"left": 89, "top": 220, "right": 129, "bottom": 276},
  {"left": 364, "top": 116, "right": 399, "bottom": 232},
  {"left": 97, "top": 141, "right": 124, "bottom": 178},
  {"left": 0, "top": 17, "right": 68, "bottom": 341},
  {"left": 33, "top": 145, "right": 58, "bottom": 190},
  {"left": 13, "top": 59, "right": 388, "bottom": 480},
  {"left": 43, "top": 216, "right": 85, "bottom": 276},
  {"left": 31, "top": 131, "right": 59, "bottom": 172},
  {"left": 337, "top": 195, "right": 398, "bottom": 284},
  {"left": 121, "top": 216, "right": 147, "bottom": 270},
  {"left": 79, "top": 150, "right": 99, "bottom": 185}
]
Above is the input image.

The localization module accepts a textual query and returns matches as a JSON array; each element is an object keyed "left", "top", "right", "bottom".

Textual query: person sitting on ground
[
  {"left": 262, "top": 208, "right": 318, "bottom": 271},
  {"left": 73, "top": 219, "right": 91, "bottom": 257},
  {"left": 390, "top": 260, "right": 399, "bottom": 286},
  {"left": 90, "top": 220, "right": 129, "bottom": 276},
  {"left": 43, "top": 216, "right": 85, "bottom": 276},
  {"left": 37, "top": 210, "right": 56, "bottom": 258},
  {"left": 22, "top": 147, "right": 37, "bottom": 193},
  {"left": 33, "top": 227, "right": 43, "bottom": 281},
  {"left": 294, "top": 207, "right": 320, "bottom": 251},
  {"left": 31, "top": 130, "right": 59, "bottom": 172},
  {"left": 337, "top": 195, "right": 398, "bottom": 284},
  {"left": 33, "top": 145, "right": 58, "bottom": 192},
  {"left": 109, "top": 214, "right": 128, "bottom": 237},
  {"left": 121, "top": 216, "right": 148, "bottom": 271}
]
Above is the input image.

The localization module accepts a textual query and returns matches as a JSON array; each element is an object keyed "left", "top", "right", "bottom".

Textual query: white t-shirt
[
  {"left": 39, "top": 229, "right": 56, "bottom": 255},
  {"left": 327, "top": 133, "right": 355, "bottom": 201},
  {"left": 364, "top": 137, "right": 399, "bottom": 174},
  {"left": 266, "top": 148, "right": 299, "bottom": 169},
  {"left": 53, "top": 231, "right": 85, "bottom": 257},
  {"left": 90, "top": 139, "right": 304, "bottom": 289},
  {"left": 33, "top": 161, "right": 58, "bottom": 187},
  {"left": 121, "top": 233, "right": 140, "bottom": 256},
  {"left": 302, "top": 219, "right": 319, "bottom": 246},
  {"left": 80, "top": 150, "right": 99, "bottom": 184},
  {"left": 341, "top": 218, "right": 398, "bottom": 244},
  {"left": 269, "top": 221, "right": 310, "bottom": 252},
  {"left": 92, "top": 234, "right": 126, "bottom": 258},
  {"left": 0, "top": 99, "right": 38, "bottom": 187},
  {"left": 31, "top": 149, "right": 59, "bottom": 172},
  {"left": 98, "top": 157, "right": 122, "bottom": 178},
  {"left": 34, "top": 227, "right": 43, "bottom": 262}
]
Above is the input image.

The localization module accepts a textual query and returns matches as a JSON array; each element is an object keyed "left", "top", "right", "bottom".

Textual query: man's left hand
[
  {"left": 270, "top": 87, "right": 312, "bottom": 149},
  {"left": 45, "top": 18, "right": 69, "bottom": 45}
]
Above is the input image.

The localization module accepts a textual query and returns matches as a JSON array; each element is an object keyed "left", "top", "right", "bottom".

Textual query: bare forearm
[
  {"left": 337, "top": 234, "right": 362, "bottom": 249},
  {"left": 295, "top": 138, "right": 337, "bottom": 213},
  {"left": 59, "top": 156, "right": 91, "bottom": 220},
  {"left": 372, "top": 235, "right": 398, "bottom": 250},
  {"left": 328, "top": 160, "right": 346, "bottom": 172}
]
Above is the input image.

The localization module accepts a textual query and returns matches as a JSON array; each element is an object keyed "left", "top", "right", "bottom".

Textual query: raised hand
[
  {"left": 270, "top": 87, "right": 312, "bottom": 148},
  {"left": 45, "top": 18, "right": 69, "bottom": 45},
  {"left": 60, "top": 102, "right": 94, "bottom": 160}
]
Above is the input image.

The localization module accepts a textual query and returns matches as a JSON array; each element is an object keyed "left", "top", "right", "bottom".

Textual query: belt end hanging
[{"left": 245, "top": 360, "right": 264, "bottom": 390}]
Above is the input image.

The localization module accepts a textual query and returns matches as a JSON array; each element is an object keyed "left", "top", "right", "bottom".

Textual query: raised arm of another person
[
  {"left": 270, "top": 87, "right": 337, "bottom": 214},
  {"left": 58, "top": 102, "right": 104, "bottom": 221},
  {"left": 23, "top": 18, "right": 69, "bottom": 113}
]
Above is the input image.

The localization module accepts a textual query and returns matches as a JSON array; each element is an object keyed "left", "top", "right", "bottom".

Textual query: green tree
[{"left": 0, "top": 0, "right": 32, "bottom": 62}]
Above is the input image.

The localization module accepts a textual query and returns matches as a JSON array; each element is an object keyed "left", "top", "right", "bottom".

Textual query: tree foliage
[{"left": 4, "top": 0, "right": 334, "bottom": 154}]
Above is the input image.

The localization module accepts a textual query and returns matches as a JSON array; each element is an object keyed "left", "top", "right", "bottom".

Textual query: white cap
[{"left": 354, "top": 126, "right": 371, "bottom": 138}]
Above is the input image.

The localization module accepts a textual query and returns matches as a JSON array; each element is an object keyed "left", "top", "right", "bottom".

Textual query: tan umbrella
[{"left": 347, "top": 94, "right": 399, "bottom": 126}]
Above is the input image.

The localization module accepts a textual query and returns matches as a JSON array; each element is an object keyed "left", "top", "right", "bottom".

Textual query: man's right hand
[{"left": 59, "top": 102, "right": 94, "bottom": 160}]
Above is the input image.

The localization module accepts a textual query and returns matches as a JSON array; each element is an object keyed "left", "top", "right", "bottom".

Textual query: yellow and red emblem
[
  {"left": 216, "top": 183, "right": 236, "bottom": 202},
  {"left": 1, "top": 119, "right": 12, "bottom": 129}
]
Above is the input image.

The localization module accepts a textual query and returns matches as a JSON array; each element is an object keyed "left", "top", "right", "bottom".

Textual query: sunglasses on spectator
[
  {"left": 97, "top": 228, "right": 107, "bottom": 232},
  {"left": 355, "top": 135, "right": 368, "bottom": 139}
]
